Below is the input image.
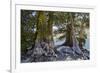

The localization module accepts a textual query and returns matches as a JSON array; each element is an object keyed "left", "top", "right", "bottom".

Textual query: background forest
[{"left": 21, "top": 10, "right": 90, "bottom": 63}]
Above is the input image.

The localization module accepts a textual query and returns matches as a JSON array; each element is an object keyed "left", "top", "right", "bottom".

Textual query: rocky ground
[{"left": 21, "top": 42, "right": 89, "bottom": 63}]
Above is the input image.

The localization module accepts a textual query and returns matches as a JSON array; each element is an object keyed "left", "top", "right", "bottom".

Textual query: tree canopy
[{"left": 21, "top": 10, "right": 90, "bottom": 62}]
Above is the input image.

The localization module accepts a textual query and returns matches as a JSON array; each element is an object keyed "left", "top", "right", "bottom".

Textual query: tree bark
[
  {"left": 65, "top": 13, "right": 74, "bottom": 47},
  {"left": 65, "top": 13, "right": 84, "bottom": 55}
]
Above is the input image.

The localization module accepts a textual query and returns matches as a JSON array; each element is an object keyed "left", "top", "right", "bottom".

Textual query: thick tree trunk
[
  {"left": 36, "top": 11, "right": 46, "bottom": 41},
  {"left": 35, "top": 12, "right": 54, "bottom": 47},
  {"left": 30, "top": 12, "right": 56, "bottom": 62},
  {"left": 65, "top": 13, "right": 84, "bottom": 55},
  {"left": 35, "top": 12, "right": 54, "bottom": 43},
  {"left": 47, "top": 12, "right": 54, "bottom": 48},
  {"left": 68, "top": 13, "right": 87, "bottom": 59},
  {"left": 69, "top": 13, "right": 82, "bottom": 54}
]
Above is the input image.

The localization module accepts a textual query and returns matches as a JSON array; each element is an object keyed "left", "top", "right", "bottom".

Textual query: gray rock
[
  {"left": 57, "top": 46, "right": 73, "bottom": 54},
  {"left": 21, "top": 44, "right": 90, "bottom": 63},
  {"left": 55, "top": 46, "right": 90, "bottom": 60}
]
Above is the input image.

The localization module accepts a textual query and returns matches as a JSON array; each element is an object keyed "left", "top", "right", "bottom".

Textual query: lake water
[
  {"left": 54, "top": 35, "right": 90, "bottom": 50},
  {"left": 53, "top": 27, "right": 90, "bottom": 50},
  {"left": 84, "top": 38, "right": 89, "bottom": 50}
]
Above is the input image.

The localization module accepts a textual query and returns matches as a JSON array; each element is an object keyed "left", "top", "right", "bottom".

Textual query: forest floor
[{"left": 21, "top": 40, "right": 90, "bottom": 63}]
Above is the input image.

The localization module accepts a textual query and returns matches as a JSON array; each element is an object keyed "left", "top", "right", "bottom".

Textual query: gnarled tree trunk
[{"left": 30, "top": 11, "right": 56, "bottom": 62}]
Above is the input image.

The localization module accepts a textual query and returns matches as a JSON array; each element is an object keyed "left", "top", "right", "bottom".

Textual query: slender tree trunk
[
  {"left": 65, "top": 13, "right": 74, "bottom": 47},
  {"left": 79, "top": 23, "right": 85, "bottom": 49},
  {"left": 65, "top": 23, "right": 73, "bottom": 47}
]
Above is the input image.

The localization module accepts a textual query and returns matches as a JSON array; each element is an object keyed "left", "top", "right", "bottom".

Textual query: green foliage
[
  {"left": 21, "top": 10, "right": 37, "bottom": 53},
  {"left": 21, "top": 10, "right": 89, "bottom": 53}
]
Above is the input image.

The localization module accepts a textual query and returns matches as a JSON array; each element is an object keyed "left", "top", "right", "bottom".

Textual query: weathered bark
[
  {"left": 69, "top": 13, "right": 88, "bottom": 59},
  {"left": 79, "top": 23, "right": 86, "bottom": 49},
  {"left": 65, "top": 23, "right": 73, "bottom": 47},
  {"left": 30, "top": 12, "right": 56, "bottom": 62},
  {"left": 69, "top": 13, "right": 82, "bottom": 54},
  {"left": 64, "top": 13, "right": 74, "bottom": 47},
  {"left": 47, "top": 12, "right": 54, "bottom": 48},
  {"left": 36, "top": 11, "right": 47, "bottom": 41},
  {"left": 35, "top": 12, "right": 54, "bottom": 44}
]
